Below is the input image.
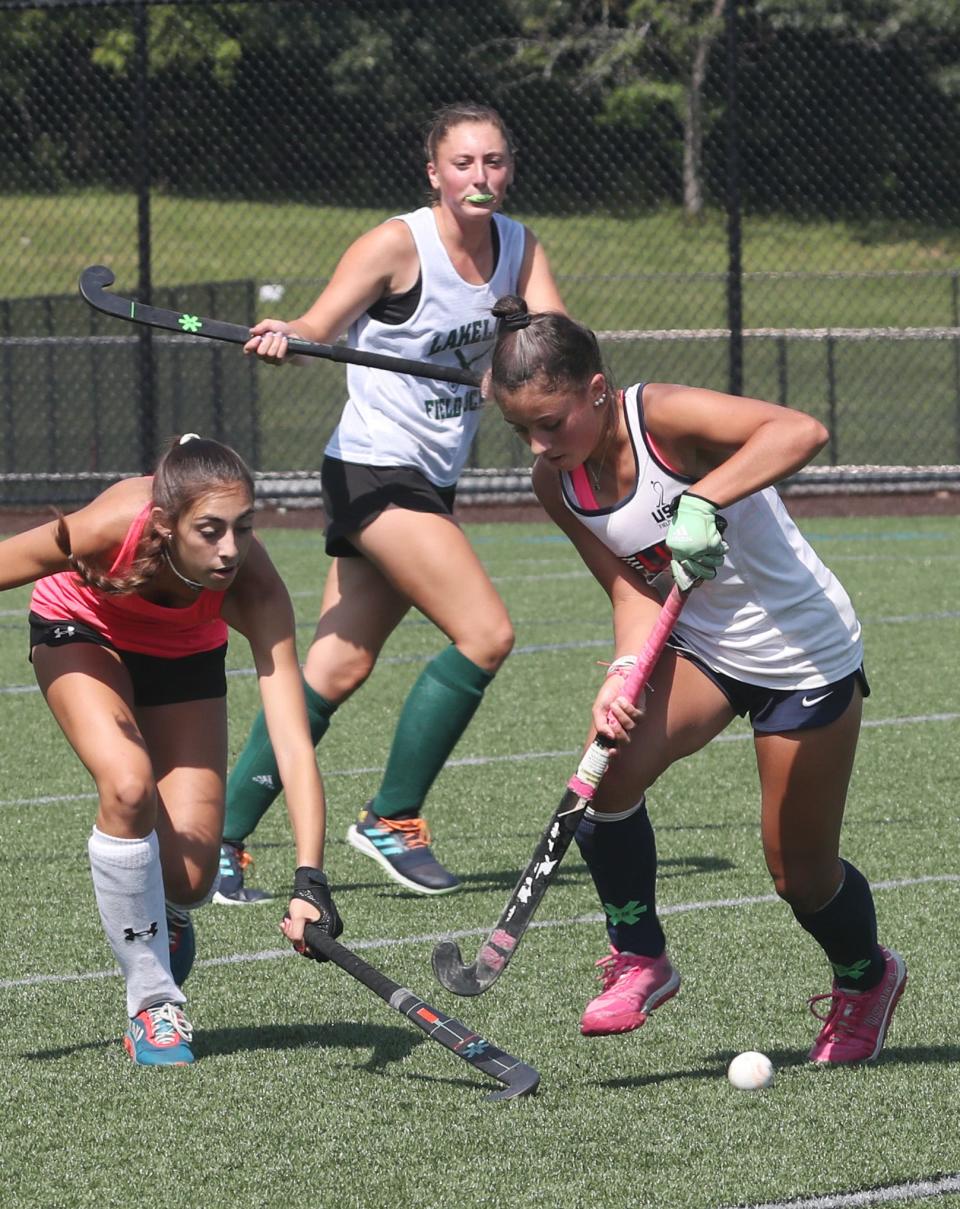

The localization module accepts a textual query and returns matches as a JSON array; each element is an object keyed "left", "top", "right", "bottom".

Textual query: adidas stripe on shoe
[{"left": 346, "top": 803, "right": 459, "bottom": 895}]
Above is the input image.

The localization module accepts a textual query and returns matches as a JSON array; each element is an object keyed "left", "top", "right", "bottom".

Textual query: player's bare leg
[
  {"left": 340, "top": 508, "right": 514, "bottom": 893},
  {"left": 139, "top": 696, "right": 227, "bottom": 986},
  {"left": 578, "top": 655, "right": 734, "bottom": 1035},
  {"left": 755, "top": 690, "right": 906, "bottom": 1062},
  {"left": 34, "top": 643, "right": 193, "bottom": 1064}
]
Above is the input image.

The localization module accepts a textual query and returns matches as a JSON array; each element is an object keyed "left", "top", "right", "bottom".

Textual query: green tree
[
  {"left": 755, "top": 0, "right": 960, "bottom": 97},
  {"left": 499, "top": 0, "right": 728, "bottom": 219}
]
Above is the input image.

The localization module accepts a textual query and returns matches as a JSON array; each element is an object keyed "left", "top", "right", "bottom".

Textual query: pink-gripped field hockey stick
[{"left": 432, "top": 584, "right": 689, "bottom": 996}]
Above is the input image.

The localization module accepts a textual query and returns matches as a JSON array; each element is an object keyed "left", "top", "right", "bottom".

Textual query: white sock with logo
[{"left": 88, "top": 827, "right": 185, "bottom": 1017}]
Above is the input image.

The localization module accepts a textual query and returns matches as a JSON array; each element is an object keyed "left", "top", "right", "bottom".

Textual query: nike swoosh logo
[{"left": 802, "top": 692, "right": 832, "bottom": 707}]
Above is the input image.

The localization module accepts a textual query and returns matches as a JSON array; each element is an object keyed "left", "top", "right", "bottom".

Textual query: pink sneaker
[
  {"left": 580, "top": 947, "right": 680, "bottom": 1037},
  {"left": 808, "top": 946, "right": 907, "bottom": 1063}
]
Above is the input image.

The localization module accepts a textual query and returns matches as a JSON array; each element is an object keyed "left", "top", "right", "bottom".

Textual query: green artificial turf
[{"left": 1, "top": 514, "right": 959, "bottom": 1208}]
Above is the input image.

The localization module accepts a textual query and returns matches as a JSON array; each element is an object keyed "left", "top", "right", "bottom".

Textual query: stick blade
[
  {"left": 431, "top": 939, "right": 507, "bottom": 996},
  {"left": 484, "top": 1061, "right": 540, "bottom": 1101},
  {"left": 78, "top": 264, "right": 115, "bottom": 302}
]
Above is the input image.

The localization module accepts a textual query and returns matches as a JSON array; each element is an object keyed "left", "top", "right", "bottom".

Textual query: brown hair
[
  {"left": 490, "top": 295, "right": 607, "bottom": 397},
  {"left": 423, "top": 102, "right": 516, "bottom": 204},
  {"left": 56, "top": 435, "right": 255, "bottom": 595}
]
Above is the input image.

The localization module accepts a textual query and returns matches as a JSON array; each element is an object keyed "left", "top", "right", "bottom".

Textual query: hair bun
[
  {"left": 494, "top": 299, "right": 532, "bottom": 333},
  {"left": 179, "top": 432, "right": 201, "bottom": 445}
]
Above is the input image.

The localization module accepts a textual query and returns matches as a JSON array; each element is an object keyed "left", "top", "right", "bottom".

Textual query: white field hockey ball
[{"left": 727, "top": 1051, "right": 774, "bottom": 1090}]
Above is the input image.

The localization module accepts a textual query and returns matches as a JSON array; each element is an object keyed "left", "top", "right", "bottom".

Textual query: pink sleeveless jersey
[{"left": 30, "top": 501, "right": 228, "bottom": 658}]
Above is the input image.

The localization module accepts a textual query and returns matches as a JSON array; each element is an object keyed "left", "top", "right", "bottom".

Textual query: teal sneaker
[
  {"left": 124, "top": 1002, "right": 194, "bottom": 1066},
  {"left": 346, "top": 803, "right": 459, "bottom": 895},
  {"left": 166, "top": 905, "right": 196, "bottom": 987},
  {"left": 213, "top": 841, "right": 271, "bottom": 905}
]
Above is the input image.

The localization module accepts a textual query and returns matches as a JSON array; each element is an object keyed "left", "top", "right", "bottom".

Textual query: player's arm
[
  {"left": 643, "top": 383, "right": 828, "bottom": 508},
  {"left": 518, "top": 228, "right": 566, "bottom": 315},
  {"left": 643, "top": 384, "right": 827, "bottom": 590},
  {"left": 532, "top": 460, "right": 664, "bottom": 742},
  {"left": 0, "top": 477, "right": 146, "bottom": 591},
  {"left": 223, "top": 542, "right": 342, "bottom": 947},
  {"left": 245, "top": 220, "right": 418, "bottom": 356}
]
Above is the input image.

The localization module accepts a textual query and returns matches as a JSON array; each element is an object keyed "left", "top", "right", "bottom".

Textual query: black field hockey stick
[
  {"left": 78, "top": 265, "right": 481, "bottom": 388},
  {"left": 302, "top": 923, "right": 539, "bottom": 1101},
  {"left": 432, "top": 584, "right": 690, "bottom": 997}
]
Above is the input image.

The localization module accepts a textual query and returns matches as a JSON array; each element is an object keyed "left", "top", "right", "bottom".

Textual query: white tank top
[
  {"left": 560, "top": 384, "right": 863, "bottom": 690},
  {"left": 326, "top": 207, "right": 527, "bottom": 486}
]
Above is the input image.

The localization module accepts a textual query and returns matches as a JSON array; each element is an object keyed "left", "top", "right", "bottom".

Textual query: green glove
[{"left": 666, "top": 491, "right": 728, "bottom": 591}]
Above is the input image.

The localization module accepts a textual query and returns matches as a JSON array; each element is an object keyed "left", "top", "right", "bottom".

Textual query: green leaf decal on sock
[
  {"left": 604, "top": 900, "right": 649, "bottom": 926},
  {"left": 831, "top": 956, "right": 872, "bottom": 981}
]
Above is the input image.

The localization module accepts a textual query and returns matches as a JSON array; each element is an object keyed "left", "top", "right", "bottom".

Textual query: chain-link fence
[{"left": 2, "top": 0, "right": 960, "bottom": 504}]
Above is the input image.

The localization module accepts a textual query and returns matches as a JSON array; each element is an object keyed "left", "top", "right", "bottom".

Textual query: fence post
[
  {"left": 43, "top": 296, "right": 58, "bottom": 469},
  {"left": 246, "top": 279, "right": 261, "bottom": 468},
  {"left": 724, "top": 0, "right": 743, "bottom": 398},
  {"left": 777, "top": 335, "right": 788, "bottom": 404},
  {"left": 134, "top": 0, "right": 156, "bottom": 472},
  {"left": 1, "top": 300, "right": 13, "bottom": 473},
  {"left": 826, "top": 335, "right": 838, "bottom": 465},
  {"left": 947, "top": 272, "right": 952, "bottom": 459}
]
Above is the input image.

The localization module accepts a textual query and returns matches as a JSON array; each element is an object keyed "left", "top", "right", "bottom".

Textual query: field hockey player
[
  {"left": 486, "top": 295, "right": 907, "bottom": 1064},
  {"left": 1, "top": 434, "right": 341, "bottom": 1066},
  {"left": 217, "top": 101, "right": 565, "bottom": 900}
]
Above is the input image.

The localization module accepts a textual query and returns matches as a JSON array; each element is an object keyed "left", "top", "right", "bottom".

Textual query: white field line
[
  {"left": 721, "top": 1172, "right": 960, "bottom": 1209},
  {"left": 2, "top": 607, "right": 959, "bottom": 696},
  {"left": 0, "top": 710, "right": 958, "bottom": 811},
  {"left": 1, "top": 872, "right": 956, "bottom": 993}
]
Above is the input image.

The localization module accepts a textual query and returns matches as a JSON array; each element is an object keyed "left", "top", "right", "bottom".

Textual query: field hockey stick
[
  {"left": 78, "top": 265, "right": 481, "bottom": 388},
  {"left": 432, "top": 584, "right": 689, "bottom": 997},
  {"left": 302, "top": 923, "right": 539, "bottom": 1101}
]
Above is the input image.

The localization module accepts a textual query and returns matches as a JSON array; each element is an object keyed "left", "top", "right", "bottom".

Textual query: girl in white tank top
[{"left": 219, "top": 104, "right": 566, "bottom": 899}]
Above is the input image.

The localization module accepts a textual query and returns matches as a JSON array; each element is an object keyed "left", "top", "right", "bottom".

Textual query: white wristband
[{"left": 606, "top": 655, "right": 637, "bottom": 678}]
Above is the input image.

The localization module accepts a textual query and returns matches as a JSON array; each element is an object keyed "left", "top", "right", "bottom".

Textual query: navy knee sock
[
  {"left": 792, "top": 859, "right": 884, "bottom": 990},
  {"left": 574, "top": 798, "right": 665, "bottom": 958}
]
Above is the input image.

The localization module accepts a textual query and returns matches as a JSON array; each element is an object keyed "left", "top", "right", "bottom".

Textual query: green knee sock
[
  {"left": 224, "top": 681, "right": 336, "bottom": 844},
  {"left": 372, "top": 645, "right": 493, "bottom": 819}
]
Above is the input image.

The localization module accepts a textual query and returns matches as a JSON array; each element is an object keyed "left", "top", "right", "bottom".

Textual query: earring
[{"left": 593, "top": 393, "right": 605, "bottom": 408}]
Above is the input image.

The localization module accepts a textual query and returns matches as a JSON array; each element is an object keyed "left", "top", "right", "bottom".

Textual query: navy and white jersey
[
  {"left": 559, "top": 384, "right": 863, "bottom": 691},
  {"left": 326, "top": 206, "right": 527, "bottom": 487}
]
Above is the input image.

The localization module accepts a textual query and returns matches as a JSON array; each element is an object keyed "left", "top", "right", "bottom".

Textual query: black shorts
[
  {"left": 321, "top": 456, "right": 457, "bottom": 558},
  {"left": 669, "top": 636, "right": 870, "bottom": 733},
  {"left": 29, "top": 612, "right": 228, "bottom": 707}
]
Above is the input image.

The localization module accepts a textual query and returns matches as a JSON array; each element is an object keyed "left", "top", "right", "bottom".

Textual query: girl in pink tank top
[{"left": 0, "top": 434, "right": 341, "bottom": 1066}]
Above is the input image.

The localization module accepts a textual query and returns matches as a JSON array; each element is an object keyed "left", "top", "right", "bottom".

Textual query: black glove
[{"left": 288, "top": 866, "right": 343, "bottom": 962}]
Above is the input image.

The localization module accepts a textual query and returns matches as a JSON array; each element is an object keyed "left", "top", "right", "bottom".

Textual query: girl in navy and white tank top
[
  {"left": 558, "top": 383, "right": 862, "bottom": 692},
  {"left": 488, "top": 298, "right": 905, "bottom": 1066}
]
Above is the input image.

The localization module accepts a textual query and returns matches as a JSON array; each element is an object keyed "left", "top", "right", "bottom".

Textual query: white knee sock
[{"left": 88, "top": 827, "right": 185, "bottom": 1018}]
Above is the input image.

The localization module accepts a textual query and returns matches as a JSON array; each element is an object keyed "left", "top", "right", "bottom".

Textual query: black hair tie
[{"left": 498, "top": 310, "right": 531, "bottom": 333}]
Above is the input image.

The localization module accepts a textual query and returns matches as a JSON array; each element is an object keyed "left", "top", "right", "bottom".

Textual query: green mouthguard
[{"left": 466, "top": 193, "right": 495, "bottom": 203}]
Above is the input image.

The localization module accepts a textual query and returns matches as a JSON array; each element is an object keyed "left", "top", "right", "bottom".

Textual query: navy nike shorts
[{"left": 668, "top": 638, "right": 869, "bottom": 733}]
